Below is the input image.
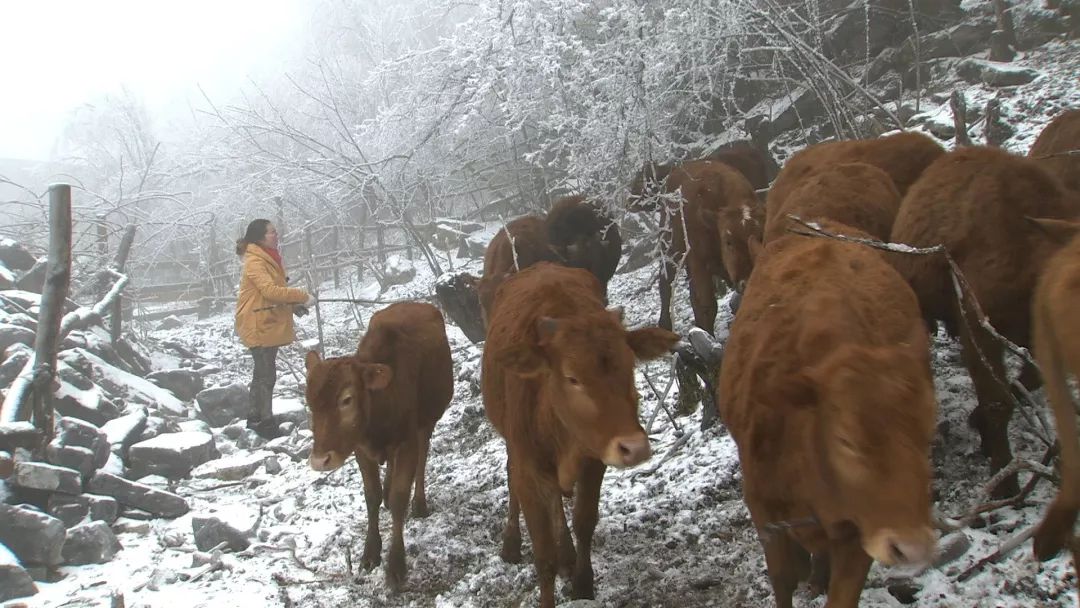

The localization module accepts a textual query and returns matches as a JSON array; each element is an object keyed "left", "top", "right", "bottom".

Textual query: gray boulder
[
  {"left": 192, "top": 515, "right": 251, "bottom": 552},
  {"left": 56, "top": 417, "right": 111, "bottom": 468},
  {"left": 86, "top": 472, "right": 189, "bottom": 518},
  {"left": 47, "top": 493, "right": 118, "bottom": 528},
  {"left": 62, "top": 521, "right": 122, "bottom": 565},
  {"left": 45, "top": 444, "right": 96, "bottom": 480},
  {"left": 0, "top": 503, "right": 66, "bottom": 566},
  {"left": 9, "top": 462, "right": 82, "bottom": 495},
  {"left": 956, "top": 58, "right": 1042, "bottom": 87},
  {"left": 0, "top": 239, "right": 36, "bottom": 271},
  {"left": 0, "top": 324, "right": 34, "bottom": 357},
  {"left": 147, "top": 369, "right": 205, "bottom": 402},
  {"left": 128, "top": 432, "right": 219, "bottom": 479},
  {"left": 100, "top": 407, "right": 148, "bottom": 457},
  {"left": 196, "top": 384, "right": 251, "bottom": 427},
  {"left": 0, "top": 542, "right": 37, "bottom": 601}
]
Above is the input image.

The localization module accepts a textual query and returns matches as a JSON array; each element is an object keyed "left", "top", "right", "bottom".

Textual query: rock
[
  {"left": 0, "top": 421, "right": 42, "bottom": 452},
  {"left": 129, "top": 432, "right": 219, "bottom": 479},
  {"left": 0, "top": 450, "right": 13, "bottom": 479},
  {"left": 44, "top": 444, "right": 96, "bottom": 480},
  {"left": 263, "top": 455, "right": 283, "bottom": 475},
  {"left": 87, "top": 473, "right": 188, "bottom": 517},
  {"left": 0, "top": 542, "right": 37, "bottom": 601},
  {"left": 48, "top": 494, "right": 118, "bottom": 528},
  {"left": 9, "top": 462, "right": 82, "bottom": 495},
  {"left": 147, "top": 369, "right": 205, "bottom": 402},
  {"left": 381, "top": 255, "right": 416, "bottom": 289},
  {"left": 272, "top": 398, "right": 308, "bottom": 429},
  {"left": 60, "top": 349, "right": 182, "bottom": 415},
  {"left": 457, "top": 234, "right": 488, "bottom": 259},
  {"left": 192, "top": 516, "right": 250, "bottom": 552},
  {"left": 111, "top": 518, "right": 150, "bottom": 534},
  {"left": 558, "top": 601, "right": 602, "bottom": 608},
  {"left": 135, "top": 415, "right": 176, "bottom": 444},
  {"left": 100, "top": 407, "right": 148, "bottom": 457},
  {"left": 196, "top": 384, "right": 251, "bottom": 428},
  {"left": 191, "top": 451, "right": 271, "bottom": 481},
  {"left": 0, "top": 239, "right": 37, "bottom": 271},
  {"left": 54, "top": 382, "right": 121, "bottom": 427},
  {"left": 56, "top": 417, "right": 110, "bottom": 468},
  {"left": 99, "top": 451, "right": 125, "bottom": 477},
  {"left": 934, "top": 531, "right": 972, "bottom": 567},
  {"left": 434, "top": 272, "right": 485, "bottom": 344},
  {"left": 0, "top": 503, "right": 66, "bottom": 566},
  {"left": 0, "top": 343, "right": 31, "bottom": 387},
  {"left": 0, "top": 263, "right": 13, "bottom": 290},
  {"left": 156, "top": 316, "right": 185, "bottom": 331},
  {"left": 0, "top": 324, "right": 34, "bottom": 357},
  {"left": 62, "top": 521, "right": 122, "bottom": 565},
  {"left": 14, "top": 260, "right": 46, "bottom": 293},
  {"left": 956, "top": 58, "right": 1042, "bottom": 87},
  {"left": 179, "top": 420, "right": 213, "bottom": 435}
]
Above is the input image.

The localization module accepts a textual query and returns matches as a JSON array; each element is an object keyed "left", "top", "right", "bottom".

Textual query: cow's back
[
  {"left": 483, "top": 215, "right": 555, "bottom": 277},
  {"left": 361, "top": 301, "right": 453, "bottom": 427},
  {"left": 764, "top": 162, "right": 901, "bottom": 244},
  {"left": 1030, "top": 109, "right": 1080, "bottom": 194},
  {"left": 546, "top": 196, "right": 623, "bottom": 287},
  {"left": 666, "top": 160, "right": 758, "bottom": 270},
  {"left": 766, "top": 131, "right": 944, "bottom": 225},
  {"left": 890, "top": 146, "right": 1080, "bottom": 338},
  {"left": 704, "top": 141, "right": 778, "bottom": 191}
]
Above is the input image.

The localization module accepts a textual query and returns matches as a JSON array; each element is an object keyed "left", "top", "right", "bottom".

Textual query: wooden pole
[
  {"left": 30, "top": 184, "right": 73, "bottom": 442},
  {"left": 96, "top": 216, "right": 109, "bottom": 260},
  {"left": 304, "top": 227, "right": 325, "bottom": 357},
  {"left": 376, "top": 224, "right": 386, "bottom": 265},
  {"left": 332, "top": 226, "right": 341, "bottom": 288},
  {"left": 110, "top": 224, "right": 135, "bottom": 344},
  {"left": 951, "top": 90, "right": 972, "bottom": 147}
]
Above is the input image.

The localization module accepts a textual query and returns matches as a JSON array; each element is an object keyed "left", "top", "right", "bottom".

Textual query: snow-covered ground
[{"left": 19, "top": 31, "right": 1080, "bottom": 608}]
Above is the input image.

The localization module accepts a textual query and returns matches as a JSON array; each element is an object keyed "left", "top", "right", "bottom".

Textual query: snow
[
  {"left": 72, "top": 348, "right": 187, "bottom": 416},
  {"left": 133, "top": 431, "right": 214, "bottom": 452}
]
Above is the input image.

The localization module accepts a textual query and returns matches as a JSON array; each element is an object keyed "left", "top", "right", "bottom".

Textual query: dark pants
[{"left": 248, "top": 346, "right": 279, "bottom": 427}]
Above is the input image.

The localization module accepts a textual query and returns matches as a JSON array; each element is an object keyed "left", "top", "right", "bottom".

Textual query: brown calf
[
  {"left": 1029, "top": 108, "right": 1080, "bottom": 194},
  {"left": 1030, "top": 220, "right": 1080, "bottom": 563},
  {"left": 628, "top": 139, "right": 777, "bottom": 211},
  {"left": 546, "top": 195, "right": 623, "bottom": 296},
  {"left": 718, "top": 220, "right": 937, "bottom": 608},
  {"left": 650, "top": 159, "right": 762, "bottom": 332},
  {"left": 477, "top": 215, "right": 560, "bottom": 328},
  {"left": 304, "top": 301, "right": 454, "bottom": 591},
  {"left": 482, "top": 262, "right": 677, "bottom": 608},
  {"left": 890, "top": 146, "right": 1080, "bottom": 497},
  {"left": 763, "top": 162, "right": 902, "bottom": 245},
  {"left": 765, "top": 131, "right": 944, "bottom": 228}
]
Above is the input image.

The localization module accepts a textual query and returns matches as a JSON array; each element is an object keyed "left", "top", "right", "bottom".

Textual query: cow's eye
[
  {"left": 339, "top": 395, "right": 353, "bottom": 408},
  {"left": 566, "top": 376, "right": 580, "bottom": 386}
]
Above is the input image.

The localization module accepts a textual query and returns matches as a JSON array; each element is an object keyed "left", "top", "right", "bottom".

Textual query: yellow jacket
[{"left": 235, "top": 244, "right": 308, "bottom": 348}]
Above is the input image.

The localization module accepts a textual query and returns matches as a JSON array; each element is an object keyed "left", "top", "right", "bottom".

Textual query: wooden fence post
[
  {"left": 96, "top": 216, "right": 109, "bottom": 260},
  {"left": 331, "top": 226, "right": 341, "bottom": 287},
  {"left": 950, "top": 90, "right": 972, "bottom": 147},
  {"left": 357, "top": 226, "right": 366, "bottom": 281},
  {"left": 109, "top": 224, "right": 136, "bottom": 344},
  {"left": 30, "top": 184, "right": 73, "bottom": 442},
  {"left": 376, "top": 224, "right": 386, "bottom": 265},
  {"left": 304, "top": 227, "right": 325, "bottom": 357}
]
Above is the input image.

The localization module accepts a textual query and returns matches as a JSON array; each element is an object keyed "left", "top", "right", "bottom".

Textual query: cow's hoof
[
  {"left": 411, "top": 500, "right": 431, "bottom": 519},
  {"left": 386, "top": 550, "right": 407, "bottom": 592}
]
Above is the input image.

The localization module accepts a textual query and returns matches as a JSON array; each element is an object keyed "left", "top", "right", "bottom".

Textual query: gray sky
[{"left": 0, "top": 0, "right": 307, "bottom": 161}]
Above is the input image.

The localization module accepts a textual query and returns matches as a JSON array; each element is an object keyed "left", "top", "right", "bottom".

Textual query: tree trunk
[
  {"left": 951, "top": 90, "right": 972, "bottom": 147},
  {"left": 110, "top": 224, "right": 136, "bottom": 344},
  {"left": 434, "top": 272, "right": 485, "bottom": 344}
]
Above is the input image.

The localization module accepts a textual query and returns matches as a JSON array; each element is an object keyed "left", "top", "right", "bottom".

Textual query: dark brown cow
[
  {"left": 763, "top": 162, "right": 902, "bottom": 245},
  {"left": 765, "top": 131, "right": 944, "bottom": 229},
  {"left": 628, "top": 139, "right": 777, "bottom": 211},
  {"left": 1029, "top": 109, "right": 1080, "bottom": 194},
  {"left": 650, "top": 160, "right": 762, "bottom": 332},
  {"left": 477, "top": 215, "right": 560, "bottom": 327},
  {"left": 890, "top": 146, "right": 1080, "bottom": 497},
  {"left": 482, "top": 262, "right": 677, "bottom": 608},
  {"left": 546, "top": 195, "right": 623, "bottom": 296},
  {"left": 304, "top": 301, "right": 453, "bottom": 591},
  {"left": 1030, "top": 220, "right": 1080, "bottom": 564},
  {"left": 718, "top": 220, "right": 937, "bottom": 608}
]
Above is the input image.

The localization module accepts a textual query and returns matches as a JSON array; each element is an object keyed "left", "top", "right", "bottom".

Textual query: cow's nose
[
  {"left": 615, "top": 435, "right": 651, "bottom": 467},
  {"left": 868, "top": 528, "right": 935, "bottom": 567},
  {"left": 308, "top": 452, "right": 333, "bottom": 471}
]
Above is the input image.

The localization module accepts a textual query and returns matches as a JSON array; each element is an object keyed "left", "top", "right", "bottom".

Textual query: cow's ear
[
  {"left": 305, "top": 351, "right": 322, "bottom": 370},
  {"left": 360, "top": 363, "right": 393, "bottom": 390},
  {"left": 626, "top": 327, "right": 679, "bottom": 361},
  {"left": 496, "top": 344, "right": 547, "bottom": 378},
  {"left": 1026, "top": 216, "right": 1080, "bottom": 246}
]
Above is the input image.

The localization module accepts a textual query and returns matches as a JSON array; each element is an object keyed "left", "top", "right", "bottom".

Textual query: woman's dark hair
[{"left": 235, "top": 219, "right": 272, "bottom": 255}]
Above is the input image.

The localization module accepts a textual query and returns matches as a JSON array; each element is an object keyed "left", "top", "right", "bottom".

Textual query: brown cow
[
  {"left": 763, "top": 162, "right": 902, "bottom": 245},
  {"left": 718, "top": 220, "right": 937, "bottom": 608},
  {"left": 1029, "top": 219, "right": 1080, "bottom": 563},
  {"left": 628, "top": 139, "right": 777, "bottom": 211},
  {"left": 650, "top": 160, "right": 762, "bottom": 332},
  {"left": 545, "top": 195, "right": 623, "bottom": 296},
  {"left": 890, "top": 146, "right": 1080, "bottom": 497},
  {"left": 304, "top": 301, "right": 453, "bottom": 591},
  {"left": 482, "top": 262, "right": 677, "bottom": 608},
  {"left": 477, "top": 215, "right": 561, "bottom": 328},
  {"left": 765, "top": 131, "right": 944, "bottom": 228},
  {"left": 1029, "top": 108, "right": 1080, "bottom": 194}
]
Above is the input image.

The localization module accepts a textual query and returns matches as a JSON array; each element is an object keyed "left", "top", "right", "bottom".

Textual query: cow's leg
[
  {"left": 355, "top": 452, "right": 383, "bottom": 571},
  {"left": 514, "top": 468, "right": 559, "bottom": 608},
  {"left": 760, "top": 531, "right": 805, "bottom": 608},
  {"left": 383, "top": 458, "right": 393, "bottom": 509},
  {"left": 385, "top": 438, "right": 419, "bottom": 592},
  {"left": 958, "top": 314, "right": 1018, "bottom": 498},
  {"left": 808, "top": 551, "right": 830, "bottom": 597},
  {"left": 658, "top": 257, "right": 677, "bottom": 331},
  {"left": 824, "top": 539, "right": 871, "bottom": 608},
  {"left": 411, "top": 427, "right": 433, "bottom": 518},
  {"left": 501, "top": 452, "right": 522, "bottom": 564},
  {"left": 570, "top": 459, "right": 605, "bottom": 600},
  {"left": 686, "top": 253, "right": 718, "bottom": 335},
  {"left": 552, "top": 495, "right": 575, "bottom": 580}
]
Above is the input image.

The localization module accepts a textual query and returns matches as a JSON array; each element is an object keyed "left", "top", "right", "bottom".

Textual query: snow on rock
[
  {"left": 147, "top": 369, "right": 204, "bottom": 402},
  {"left": 195, "top": 383, "right": 250, "bottom": 427},
  {"left": 156, "top": 315, "right": 185, "bottom": 330},
  {"left": 44, "top": 443, "right": 96, "bottom": 480},
  {"left": 56, "top": 416, "right": 110, "bottom": 469},
  {"left": 86, "top": 472, "right": 189, "bottom": 518},
  {"left": 191, "top": 515, "right": 251, "bottom": 552},
  {"left": 61, "top": 520, "right": 122, "bottom": 565},
  {"left": 9, "top": 461, "right": 83, "bottom": 495},
  {"left": 0, "top": 343, "right": 31, "bottom": 386},
  {"left": 54, "top": 371, "right": 120, "bottom": 427},
  {"left": 0, "top": 450, "right": 12, "bottom": 478},
  {"left": 272, "top": 396, "right": 308, "bottom": 428},
  {"left": 0, "top": 239, "right": 36, "bottom": 271},
  {"left": 128, "top": 431, "right": 219, "bottom": 479},
  {"left": 191, "top": 450, "right": 272, "bottom": 481},
  {"left": 0, "top": 503, "right": 66, "bottom": 566},
  {"left": 956, "top": 57, "right": 1043, "bottom": 87},
  {"left": 381, "top": 254, "right": 417, "bottom": 288},
  {"left": 100, "top": 407, "right": 148, "bottom": 456},
  {"left": 0, "top": 541, "right": 37, "bottom": 601},
  {"left": 47, "top": 493, "right": 119, "bottom": 528},
  {"left": 0, "top": 262, "right": 13, "bottom": 290},
  {"left": 0, "top": 323, "right": 33, "bottom": 354},
  {"left": 62, "top": 348, "right": 186, "bottom": 417}
]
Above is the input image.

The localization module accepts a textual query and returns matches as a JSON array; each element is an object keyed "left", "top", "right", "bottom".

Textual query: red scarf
[{"left": 260, "top": 245, "right": 284, "bottom": 271}]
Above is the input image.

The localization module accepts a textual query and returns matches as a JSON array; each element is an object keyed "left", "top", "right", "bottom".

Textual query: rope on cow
[{"left": 785, "top": 214, "right": 1055, "bottom": 451}]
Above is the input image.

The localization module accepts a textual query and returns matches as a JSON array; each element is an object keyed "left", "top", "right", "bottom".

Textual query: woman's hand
[{"left": 304, "top": 294, "right": 317, "bottom": 307}]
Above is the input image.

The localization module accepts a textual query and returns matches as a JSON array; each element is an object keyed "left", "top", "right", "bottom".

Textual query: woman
[{"left": 234, "top": 219, "right": 315, "bottom": 439}]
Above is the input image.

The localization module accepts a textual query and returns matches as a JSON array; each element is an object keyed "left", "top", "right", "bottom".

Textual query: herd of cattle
[{"left": 299, "top": 108, "right": 1080, "bottom": 607}]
